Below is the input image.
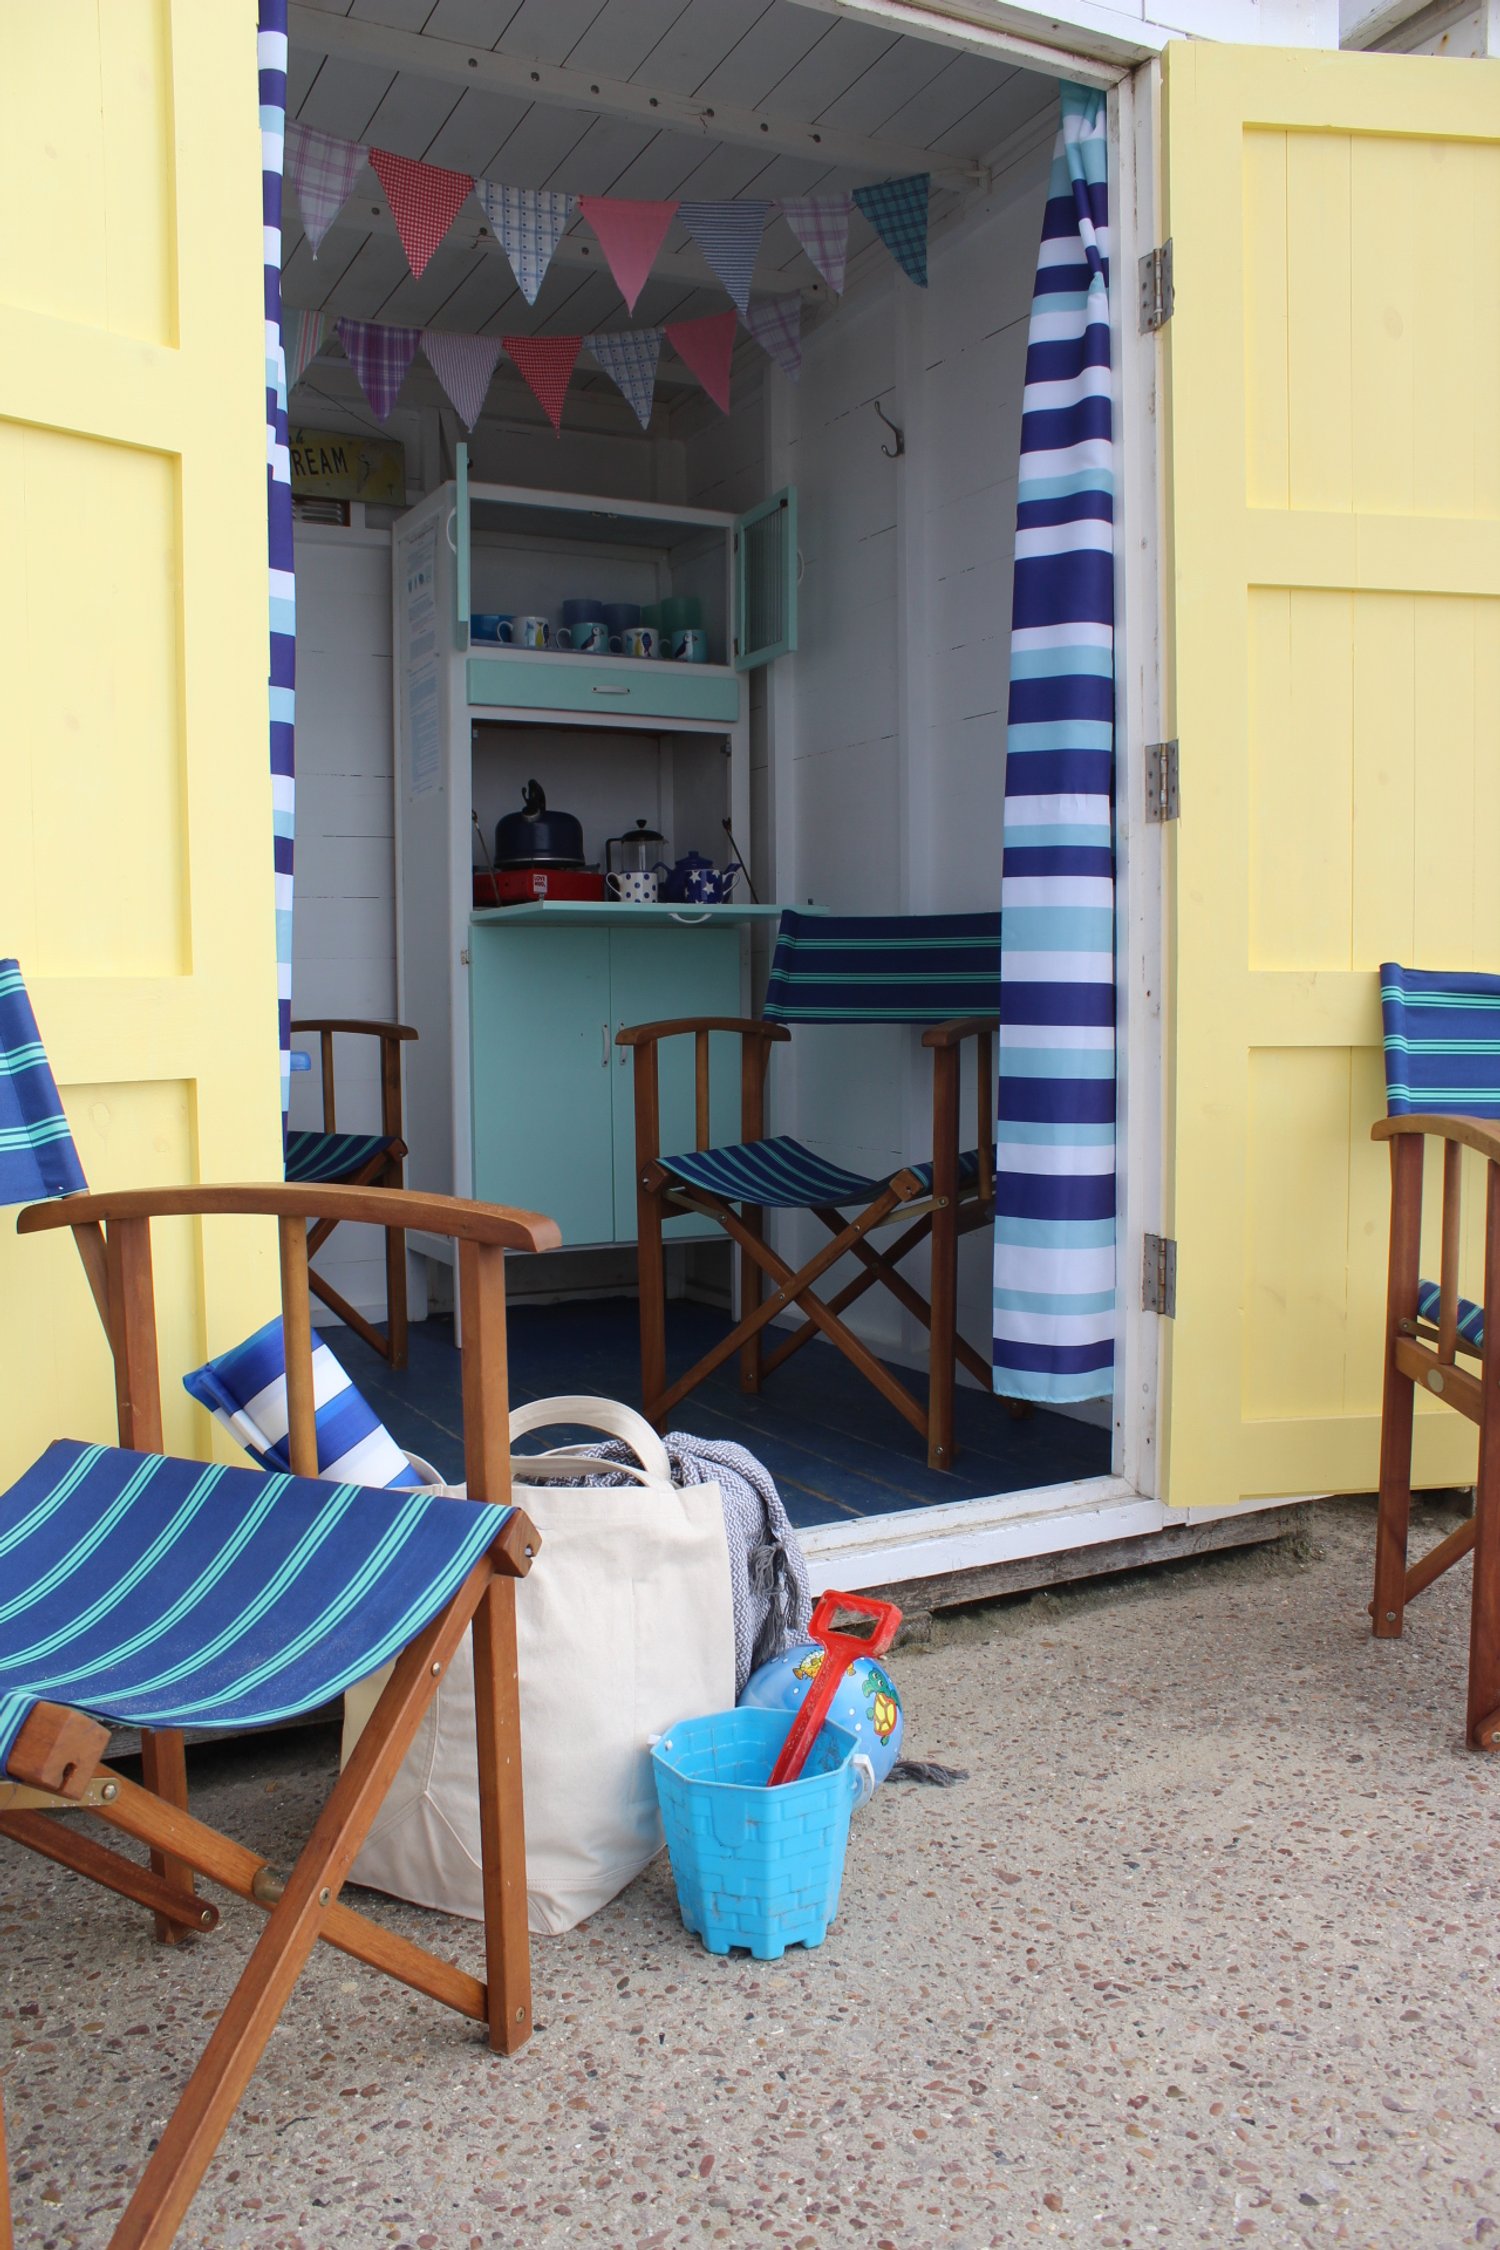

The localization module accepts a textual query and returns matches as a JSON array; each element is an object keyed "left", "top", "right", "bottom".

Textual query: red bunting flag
[
  {"left": 369, "top": 148, "right": 474, "bottom": 279},
  {"left": 577, "top": 197, "right": 678, "bottom": 314},
  {"left": 664, "top": 310, "right": 737, "bottom": 414},
  {"left": 503, "top": 333, "right": 582, "bottom": 433}
]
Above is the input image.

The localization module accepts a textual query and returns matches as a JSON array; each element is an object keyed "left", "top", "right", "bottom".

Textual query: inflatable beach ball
[{"left": 739, "top": 1640, "right": 903, "bottom": 1796}]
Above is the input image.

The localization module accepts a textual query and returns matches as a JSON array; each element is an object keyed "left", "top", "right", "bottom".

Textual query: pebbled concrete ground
[{"left": 4, "top": 1490, "right": 1499, "bottom": 2250}]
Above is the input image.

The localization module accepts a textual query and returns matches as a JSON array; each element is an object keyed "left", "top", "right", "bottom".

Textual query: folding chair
[
  {"left": 619, "top": 910, "right": 1003, "bottom": 1471},
  {"left": 0, "top": 1178, "right": 558, "bottom": 2250},
  {"left": 287, "top": 1016, "right": 418, "bottom": 1368},
  {"left": 1371, "top": 963, "right": 1500, "bottom": 1749}
]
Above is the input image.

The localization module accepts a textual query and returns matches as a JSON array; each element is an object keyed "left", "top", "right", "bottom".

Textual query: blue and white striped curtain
[
  {"left": 992, "top": 86, "right": 1116, "bottom": 1406},
  {"left": 259, "top": 0, "right": 296, "bottom": 1118}
]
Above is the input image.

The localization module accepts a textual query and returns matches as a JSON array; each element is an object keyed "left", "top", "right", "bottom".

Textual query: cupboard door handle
[
  {"left": 592, "top": 684, "right": 630, "bottom": 695},
  {"left": 601, "top": 1021, "right": 611, "bottom": 1068}
]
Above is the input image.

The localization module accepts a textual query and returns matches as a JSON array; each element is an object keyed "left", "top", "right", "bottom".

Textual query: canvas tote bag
[{"left": 341, "top": 1396, "right": 735, "bottom": 1935}]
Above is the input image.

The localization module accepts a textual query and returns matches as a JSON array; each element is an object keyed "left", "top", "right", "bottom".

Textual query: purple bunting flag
[
  {"left": 743, "top": 297, "right": 801, "bottom": 383},
  {"left": 422, "top": 331, "right": 505, "bottom": 429},
  {"left": 335, "top": 318, "right": 422, "bottom": 421},
  {"left": 584, "top": 327, "right": 663, "bottom": 430},
  {"left": 678, "top": 199, "right": 769, "bottom": 315},
  {"left": 286, "top": 121, "right": 366, "bottom": 257},
  {"left": 476, "top": 182, "right": 576, "bottom": 305},
  {"left": 776, "top": 195, "right": 852, "bottom": 296},
  {"left": 852, "top": 174, "right": 930, "bottom": 288}
]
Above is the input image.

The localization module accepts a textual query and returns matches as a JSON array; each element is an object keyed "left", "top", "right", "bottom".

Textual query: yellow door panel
[
  {"left": 1161, "top": 43, "right": 1500, "bottom": 1507},
  {"left": 0, "top": 1, "right": 281, "bottom": 1484}
]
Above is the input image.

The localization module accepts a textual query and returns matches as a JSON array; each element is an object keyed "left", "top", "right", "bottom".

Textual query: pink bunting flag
[
  {"left": 335, "top": 318, "right": 422, "bottom": 422},
  {"left": 422, "top": 331, "right": 505, "bottom": 430},
  {"left": 503, "top": 333, "right": 582, "bottom": 433},
  {"left": 777, "top": 195, "right": 852, "bottom": 296},
  {"left": 664, "top": 310, "right": 737, "bottom": 414},
  {"left": 286, "top": 121, "right": 367, "bottom": 258},
  {"left": 743, "top": 297, "right": 801, "bottom": 384},
  {"left": 577, "top": 198, "right": 678, "bottom": 314},
  {"left": 287, "top": 306, "right": 330, "bottom": 387},
  {"left": 369, "top": 148, "right": 474, "bottom": 280}
]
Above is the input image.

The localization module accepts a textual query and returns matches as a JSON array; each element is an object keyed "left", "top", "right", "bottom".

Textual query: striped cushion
[
  {"left": 763, "top": 912, "right": 1002, "bottom": 1025},
  {"left": 0, "top": 1438, "right": 512, "bottom": 1770},
  {"left": 285, "top": 1128, "right": 398, "bottom": 1184},
  {"left": 0, "top": 959, "right": 88, "bottom": 1206},
  {"left": 661, "top": 1135, "right": 981, "bottom": 1210},
  {"left": 183, "top": 1318, "right": 417, "bottom": 1486},
  {"left": 1416, "top": 1279, "right": 1485, "bottom": 1349},
  {"left": 1380, "top": 963, "right": 1500, "bottom": 1117}
]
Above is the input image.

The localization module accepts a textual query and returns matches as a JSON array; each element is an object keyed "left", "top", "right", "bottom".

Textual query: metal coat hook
[{"left": 874, "top": 400, "right": 905, "bottom": 458}]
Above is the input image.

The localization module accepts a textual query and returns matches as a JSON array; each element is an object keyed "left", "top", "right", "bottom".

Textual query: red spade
[{"left": 767, "top": 1589, "right": 903, "bottom": 1787}]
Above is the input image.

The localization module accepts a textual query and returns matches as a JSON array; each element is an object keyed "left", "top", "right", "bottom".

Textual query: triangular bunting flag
[
  {"left": 503, "top": 333, "right": 582, "bottom": 433},
  {"left": 664, "top": 310, "right": 737, "bottom": 414},
  {"left": 743, "top": 297, "right": 801, "bottom": 384},
  {"left": 852, "top": 174, "right": 930, "bottom": 288},
  {"left": 369, "top": 148, "right": 474, "bottom": 280},
  {"left": 584, "top": 327, "right": 662, "bottom": 431},
  {"left": 335, "top": 318, "right": 422, "bottom": 421},
  {"left": 577, "top": 197, "right": 678, "bottom": 314},
  {"left": 476, "top": 182, "right": 576, "bottom": 305},
  {"left": 776, "top": 195, "right": 852, "bottom": 296},
  {"left": 287, "top": 306, "right": 330, "bottom": 387},
  {"left": 678, "top": 200, "right": 769, "bottom": 315},
  {"left": 286, "top": 121, "right": 367, "bottom": 257},
  {"left": 422, "top": 331, "right": 505, "bottom": 430}
]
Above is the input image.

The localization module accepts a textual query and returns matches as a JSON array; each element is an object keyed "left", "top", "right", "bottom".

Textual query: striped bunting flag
[
  {"left": 679, "top": 200, "right": 769, "bottom": 314},
  {"left": 261, "top": 4, "right": 296, "bottom": 1119},
  {"left": 993, "top": 86, "right": 1116, "bottom": 1406}
]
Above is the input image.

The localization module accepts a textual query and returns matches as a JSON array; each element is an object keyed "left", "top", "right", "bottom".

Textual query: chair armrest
[
  {"left": 616, "top": 1018, "right": 791, "bottom": 1049},
  {"left": 1373, "top": 1115, "right": 1500, "bottom": 1162},
  {"left": 921, "top": 1015, "right": 1001, "bottom": 1050},
  {"left": 290, "top": 1019, "right": 418, "bottom": 1042},
  {"left": 17, "top": 1184, "right": 561, "bottom": 1255}
]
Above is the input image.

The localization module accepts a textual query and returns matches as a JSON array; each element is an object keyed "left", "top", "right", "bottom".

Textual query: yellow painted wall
[
  {"left": 0, "top": 1, "right": 282, "bottom": 1479},
  {"left": 1161, "top": 45, "right": 1500, "bottom": 1507}
]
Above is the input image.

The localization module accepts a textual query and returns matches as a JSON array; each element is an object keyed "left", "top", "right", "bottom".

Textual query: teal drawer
[{"left": 467, "top": 654, "right": 740, "bottom": 724}]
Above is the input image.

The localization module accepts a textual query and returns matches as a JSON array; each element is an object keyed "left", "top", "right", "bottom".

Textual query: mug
[
  {"left": 659, "top": 595, "right": 702, "bottom": 635},
  {"left": 607, "top": 869, "right": 658, "bottom": 903},
  {"left": 501, "top": 614, "right": 551, "bottom": 649},
  {"left": 683, "top": 862, "right": 739, "bottom": 904},
  {"left": 669, "top": 628, "right": 709, "bottom": 664},
  {"left": 602, "top": 601, "right": 641, "bottom": 634},
  {"left": 611, "top": 625, "right": 657, "bottom": 660},
  {"left": 470, "top": 613, "right": 512, "bottom": 643},
  {"left": 558, "top": 620, "right": 609, "bottom": 653},
  {"left": 562, "top": 597, "right": 606, "bottom": 627}
]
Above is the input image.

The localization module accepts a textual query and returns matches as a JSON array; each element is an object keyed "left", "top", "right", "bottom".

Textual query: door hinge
[
  {"left": 1145, "top": 740, "right": 1180, "bottom": 823},
  {"left": 460, "top": 947, "right": 471, "bottom": 967},
  {"left": 1142, "top": 1233, "right": 1177, "bottom": 1317},
  {"left": 1138, "top": 241, "right": 1174, "bottom": 333}
]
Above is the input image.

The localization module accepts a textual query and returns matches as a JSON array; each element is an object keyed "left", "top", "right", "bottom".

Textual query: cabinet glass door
[
  {"left": 453, "top": 440, "right": 469, "bottom": 650},
  {"left": 609, "top": 926, "right": 741, "bottom": 1243},
  {"left": 470, "top": 927, "right": 614, "bottom": 1245}
]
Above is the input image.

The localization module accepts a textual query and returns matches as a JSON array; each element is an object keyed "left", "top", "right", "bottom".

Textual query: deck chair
[
  {"left": 288, "top": 1016, "right": 418, "bottom": 1368},
  {"left": 1371, "top": 962, "right": 1500, "bottom": 1749},
  {"left": 0, "top": 1179, "right": 558, "bottom": 2250},
  {"left": 619, "top": 910, "right": 1003, "bottom": 1472}
]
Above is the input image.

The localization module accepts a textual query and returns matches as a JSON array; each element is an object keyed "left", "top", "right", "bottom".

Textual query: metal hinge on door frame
[
  {"left": 1142, "top": 1234, "right": 1177, "bottom": 1318},
  {"left": 1145, "top": 740, "right": 1180, "bottom": 822},
  {"left": 1138, "top": 240, "right": 1174, "bottom": 333}
]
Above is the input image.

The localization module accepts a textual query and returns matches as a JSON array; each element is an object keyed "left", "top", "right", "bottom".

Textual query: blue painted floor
[{"left": 335, "top": 1297, "right": 1111, "bottom": 1532}]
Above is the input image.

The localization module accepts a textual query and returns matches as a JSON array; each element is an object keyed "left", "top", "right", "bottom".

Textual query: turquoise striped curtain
[
  {"left": 992, "top": 87, "right": 1116, "bottom": 1406},
  {"left": 260, "top": 0, "right": 296, "bottom": 1119}
]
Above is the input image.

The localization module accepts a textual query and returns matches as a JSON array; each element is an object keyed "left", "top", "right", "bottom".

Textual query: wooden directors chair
[
  {"left": 288, "top": 1016, "right": 417, "bottom": 1367},
  {"left": 619, "top": 910, "right": 1003, "bottom": 1472},
  {"left": 0, "top": 1180, "right": 559, "bottom": 2249},
  {"left": 1371, "top": 963, "right": 1500, "bottom": 1749}
]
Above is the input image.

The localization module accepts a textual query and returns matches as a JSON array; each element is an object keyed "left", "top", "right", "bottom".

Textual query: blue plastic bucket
[{"left": 651, "top": 1706, "right": 860, "bottom": 1959}]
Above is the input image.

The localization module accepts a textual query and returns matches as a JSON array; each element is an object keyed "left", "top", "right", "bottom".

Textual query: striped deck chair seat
[
  {"left": 1381, "top": 962, "right": 1500, "bottom": 1347},
  {"left": 660, "top": 1138, "right": 982, "bottom": 1209},
  {"left": 0, "top": 959, "right": 87, "bottom": 1204},
  {"left": 284, "top": 1126, "right": 401, "bottom": 1184}
]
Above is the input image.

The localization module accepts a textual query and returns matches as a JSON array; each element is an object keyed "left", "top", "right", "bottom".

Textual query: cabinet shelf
[{"left": 470, "top": 902, "right": 790, "bottom": 929}]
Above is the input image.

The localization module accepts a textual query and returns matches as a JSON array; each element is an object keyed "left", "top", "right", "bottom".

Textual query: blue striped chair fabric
[
  {"left": 1416, "top": 1279, "right": 1485, "bottom": 1350},
  {"left": 762, "top": 911, "right": 1002, "bottom": 1025},
  {"left": 0, "top": 1438, "right": 511, "bottom": 1771},
  {"left": 661, "top": 1138, "right": 981, "bottom": 1211},
  {"left": 183, "top": 1316, "right": 418, "bottom": 1486},
  {"left": 284, "top": 1127, "right": 399, "bottom": 1184},
  {"left": 0, "top": 959, "right": 88, "bottom": 1206}
]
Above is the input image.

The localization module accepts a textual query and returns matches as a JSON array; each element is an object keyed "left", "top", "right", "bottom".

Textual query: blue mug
[
  {"left": 470, "top": 613, "right": 513, "bottom": 643},
  {"left": 562, "top": 596, "right": 606, "bottom": 627},
  {"left": 602, "top": 601, "right": 641, "bottom": 634}
]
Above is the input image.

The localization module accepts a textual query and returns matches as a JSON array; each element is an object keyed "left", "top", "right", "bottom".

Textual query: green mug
[{"left": 659, "top": 595, "right": 702, "bottom": 634}]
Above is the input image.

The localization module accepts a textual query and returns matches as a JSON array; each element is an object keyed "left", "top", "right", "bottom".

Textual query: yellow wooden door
[
  {"left": 1159, "top": 43, "right": 1500, "bottom": 1508},
  {"left": 0, "top": 1, "right": 282, "bottom": 1483}
]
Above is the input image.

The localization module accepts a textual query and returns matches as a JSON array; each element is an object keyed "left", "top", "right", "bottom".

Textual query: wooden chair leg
[
  {"left": 927, "top": 1195, "right": 958, "bottom": 1473},
  {"left": 471, "top": 1575, "right": 531, "bottom": 2054},
  {"left": 739, "top": 1211, "right": 765, "bottom": 1396},
  {"left": 636, "top": 1185, "right": 668, "bottom": 1426},
  {"left": 1468, "top": 1162, "right": 1500, "bottom": 1750},
  {"left": 1373, "top": 1134, "right": 1423, "bottom": 1641},
  {"left": 138, "top": 1728, "right": 198, "bottom": 1948},
  {"left": 383, "top": 1168, "right": 409, "bottom": 1371}
]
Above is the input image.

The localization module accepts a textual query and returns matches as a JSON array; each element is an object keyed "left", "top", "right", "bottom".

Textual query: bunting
[
  {"left": 678, "top": 200, "right": 769, "bottom": 315},
  {"left": 743, "top": 297, "right": 802, "bottom": 383},
  {"left": 286, "top": 120, "right": 366, "bottom": 257},
  {"left": 577, "top": 197, "right": 678, "bottom": 313},
  {"left": 852, "top": 174, "right": 930, "bottom": 289},
  {"left": 503, "top": 332, "right": 582, "bottom": 432},
  {"left": 287, "top": 306, "right": 330, "bottom": 387},
  {"left": 665, "top": 310, "right": 737, "bottom": 414},
  {"left": 585, "top": 327, "right": 663, "bottom": 432},
  {"left": 776, "top": 195, "right": 852, "bottom": 297},
  {"left": 421, "top": 331, "right": 505, "bottom": 430},
  {"left": 368, "top": 148, "right": 474, "bottom": 279},
  {"left": 335, "top": 318, "right": 422, "bottom": 421},
  {"left": 476, "top": 182, "right": 575, "bottom": 304}
]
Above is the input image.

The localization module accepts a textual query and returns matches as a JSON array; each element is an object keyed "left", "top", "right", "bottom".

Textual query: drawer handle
[{"left": 592, "top": 684, "right": 630, "bottom": 695}]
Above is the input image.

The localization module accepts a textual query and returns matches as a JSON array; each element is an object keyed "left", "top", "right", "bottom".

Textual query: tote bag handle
[{"left": 507, "top": 1394, "right": 673, "bottom": 1487}]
